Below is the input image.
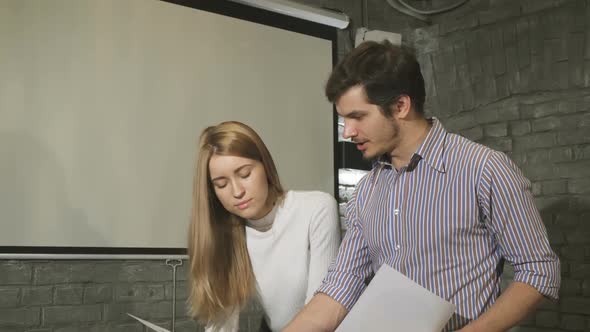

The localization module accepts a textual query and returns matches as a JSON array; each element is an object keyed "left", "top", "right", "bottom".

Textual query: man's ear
[{"left": 392, "top": 95, "right": 412, "bottom": 119}]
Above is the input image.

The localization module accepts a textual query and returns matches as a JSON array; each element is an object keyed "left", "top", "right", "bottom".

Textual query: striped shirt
[{"left": 317, "top": 118, "right": 560, "bottom": 331}]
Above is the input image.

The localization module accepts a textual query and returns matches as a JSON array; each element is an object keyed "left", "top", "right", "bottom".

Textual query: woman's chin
[{"left": 234, "top": 209, "right": 258, "bottom": 220}]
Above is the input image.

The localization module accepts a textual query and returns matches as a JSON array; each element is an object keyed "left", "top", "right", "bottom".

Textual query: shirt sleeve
[
  {"left": 478, "top": 151, "right": 561, "bottom": 300},
  {"left": 306, "top": 193, "right": 342, "bottom": 303},
  {"left": 315, "top": 180, "right": 374, "bottom": 311}
]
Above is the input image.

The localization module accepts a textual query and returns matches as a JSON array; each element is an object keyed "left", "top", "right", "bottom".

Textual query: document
[
  {"left": 128, "top": 313, "right": 170, "bottom": 332},
  {"left": 335, "top": 264, "right": 456, "bottom": 332}
]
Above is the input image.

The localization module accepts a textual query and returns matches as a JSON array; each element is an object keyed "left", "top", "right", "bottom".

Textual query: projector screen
[{"left": 0, "top": 0, "right": 335, "bottom": 256}]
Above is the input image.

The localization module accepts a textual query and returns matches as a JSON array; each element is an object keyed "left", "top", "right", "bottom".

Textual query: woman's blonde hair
[{"left": 188, "top": 121, "right": 284, "bottom": 325}]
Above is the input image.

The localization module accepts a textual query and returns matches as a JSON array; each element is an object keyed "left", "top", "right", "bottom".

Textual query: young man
[{"left": 283, "top": 41, "right": 560, "bottom": 332}]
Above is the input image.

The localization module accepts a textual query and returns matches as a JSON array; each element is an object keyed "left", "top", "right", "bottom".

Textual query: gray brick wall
[
  {"left": 408, "top": 0, "right": 590, "bottom": 331},
  {"left": 0, "top": 260, "right": 203, "bottom": 332},
  {"left": 0, "top": 260, "right": 272, "bottom": 331}
]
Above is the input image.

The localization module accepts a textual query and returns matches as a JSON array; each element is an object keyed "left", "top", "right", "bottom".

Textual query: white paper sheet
[
  {"left": 128, "top": 313, "right": 171, "bottom": 332},
  {"left": 335, "top": 264, "right": 456, "bottom": 332}
]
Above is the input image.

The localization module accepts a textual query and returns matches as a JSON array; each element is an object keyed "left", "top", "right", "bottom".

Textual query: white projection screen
[{"left": 0, "top": 0, "right": 336, "bottom": 257}]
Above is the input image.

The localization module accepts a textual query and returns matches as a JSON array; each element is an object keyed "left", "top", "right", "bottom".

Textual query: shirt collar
[
  {"left": 414, "top": 117, "right": 447, "bottom": 173},
  {"left": 373, "top": 117, "right": 447, "bottom": 173}
]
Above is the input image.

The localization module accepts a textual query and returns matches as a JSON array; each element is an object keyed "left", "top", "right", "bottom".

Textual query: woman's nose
[{"left": 231, "top": 180, "right": 245, "bottom": 198}]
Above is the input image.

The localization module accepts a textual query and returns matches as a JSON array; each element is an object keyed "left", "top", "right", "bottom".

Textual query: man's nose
[{"left": 342, "top": 122, "right": 357, "bottom": 140}]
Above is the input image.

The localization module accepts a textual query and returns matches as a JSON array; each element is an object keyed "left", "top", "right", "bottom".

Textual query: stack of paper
[{"left": 335, "top": 264, "right": 456, "bottom": 332}]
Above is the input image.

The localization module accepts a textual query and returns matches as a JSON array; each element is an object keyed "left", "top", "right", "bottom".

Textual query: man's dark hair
[{"left": 325, "top": 40, "right": 426, "bottom": 116}]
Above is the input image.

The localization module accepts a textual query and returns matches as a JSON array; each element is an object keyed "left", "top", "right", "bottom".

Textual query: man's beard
[{"left": 363, "top": 117, "right": 400, "bottom": 162}]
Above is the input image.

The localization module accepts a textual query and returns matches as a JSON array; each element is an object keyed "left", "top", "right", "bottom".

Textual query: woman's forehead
[{"left": 209, "top": 155, "right": 260, "bottom": 175}]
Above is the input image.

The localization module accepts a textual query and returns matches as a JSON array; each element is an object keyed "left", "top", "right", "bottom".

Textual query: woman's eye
[{"left": 239, "top": 172, "right": 251, "bottom": 179}]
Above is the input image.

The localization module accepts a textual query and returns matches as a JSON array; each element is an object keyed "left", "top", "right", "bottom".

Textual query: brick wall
[
  {"left": 0, "top": 260, "right": 197, "bottom": 331},
  {"left": 0, "top": 260, "right": 265, "bottom": 331}
]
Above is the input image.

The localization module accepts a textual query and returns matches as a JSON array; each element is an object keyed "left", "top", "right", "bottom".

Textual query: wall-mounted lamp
[{"left": 229, "top": 0, "right": 350, "bottom": 29}]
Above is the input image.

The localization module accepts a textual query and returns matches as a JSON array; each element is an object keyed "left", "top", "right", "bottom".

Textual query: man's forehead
[{"left": 336, "top": 108, "right": 368, "bottom": 117}]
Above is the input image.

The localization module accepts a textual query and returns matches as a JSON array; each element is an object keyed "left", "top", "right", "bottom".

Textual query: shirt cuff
[
  {"left": 315, "top": 271, "right": 367, "bottom": 311},
  {"left": 513, "top": 261, "right": 561, "bottom": 301}
]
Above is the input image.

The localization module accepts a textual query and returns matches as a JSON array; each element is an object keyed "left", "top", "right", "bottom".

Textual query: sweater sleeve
[
  {"left": 305, "top": 192, "right": 342, "bottom": 303},
  {"left": 204, "top": 310, "right": 239, "bottom": 332}
]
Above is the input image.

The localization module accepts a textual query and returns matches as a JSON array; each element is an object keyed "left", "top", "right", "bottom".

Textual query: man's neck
[{"left": 390, "top": 118, "right": 432, "bottom": 170}]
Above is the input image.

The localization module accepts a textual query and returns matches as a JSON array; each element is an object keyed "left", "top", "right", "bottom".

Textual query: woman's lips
[{"left": 236, "top": 198, "right": 252, "bottom": 210}]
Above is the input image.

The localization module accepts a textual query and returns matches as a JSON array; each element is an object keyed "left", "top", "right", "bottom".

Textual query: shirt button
[
  {"left": 395, "top": 245, "right": 401, "bottom": 251},
  {"left": 394, "top": 209, "right": 400, "bottom": 216}
]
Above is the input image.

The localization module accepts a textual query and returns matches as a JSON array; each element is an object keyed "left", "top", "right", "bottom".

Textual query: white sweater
[{"left": 207, "top": 190, "right": 341, "bottom": 332}]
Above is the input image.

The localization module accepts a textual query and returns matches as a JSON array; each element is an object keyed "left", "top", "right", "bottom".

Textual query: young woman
[{"left": 188, "top": 121, "right": 341, "bottom": 331}]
